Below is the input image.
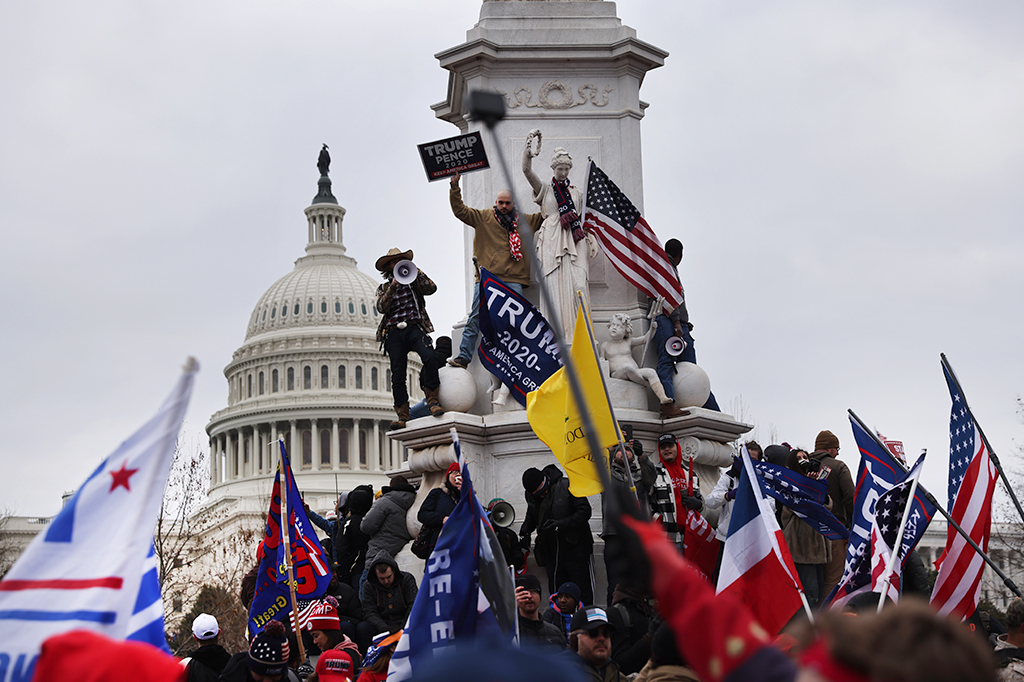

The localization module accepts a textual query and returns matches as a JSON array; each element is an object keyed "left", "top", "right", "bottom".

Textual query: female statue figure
[{"left": 522, "top": 130, "right": 598, "bottom": 344}]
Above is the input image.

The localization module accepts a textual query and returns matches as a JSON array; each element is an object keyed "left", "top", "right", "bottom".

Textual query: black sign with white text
[{"left": 417, "top": 132, "right": 490, "bottom": 181}]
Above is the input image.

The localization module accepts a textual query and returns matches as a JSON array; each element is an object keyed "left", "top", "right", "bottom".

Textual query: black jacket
[
  {"left": 219, "top": 652, "right": 300, "bottom": 682},
  {"left": 186, "top": 643, "right": 231, "bottom": 682},
  {"left": 520, "top": 464, "right": 593, "bottom": 568},
  {"left": 360, "top": 550, "right": 419, "bottom": 634},
  {"left": 418, "top": 484, "right": 460, "bottom": 530}
]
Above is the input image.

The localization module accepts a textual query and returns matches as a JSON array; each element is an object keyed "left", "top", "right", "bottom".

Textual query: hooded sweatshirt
[{"left": 359, "top": 550, "right": 418, "bottom": 634}]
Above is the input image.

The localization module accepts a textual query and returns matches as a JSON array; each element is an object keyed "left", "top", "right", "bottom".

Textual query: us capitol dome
[{"left": 205, "top": 153, "right": 420, "bottom": 509}]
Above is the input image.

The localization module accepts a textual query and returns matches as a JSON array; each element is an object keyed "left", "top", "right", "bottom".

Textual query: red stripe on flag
[
  {"left": 0, "top": 577, "right": 124, "bottom": 591},
  {"left": 719, "top": 549, "right": 801, "bottom": 635},
  {"left": 585, "top": 213, "right": 683, "bottom": 310}
]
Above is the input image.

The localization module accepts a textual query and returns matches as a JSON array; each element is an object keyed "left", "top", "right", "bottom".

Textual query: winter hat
[
  {"left": 192, "top": 613, "right": 220, "bottom": 640},
  {"left": 248, "top": 620, "right": 290, "bottom": 677},
  {"left": 362, "top": 630, "right": 403, "bottom": 669},
  {"left": 814, "top": 430, "right": 840, "bottom": 451},
  {"left": 389, "top": 475, "right": 415, "bottom": 493},
  {"left": 556, "top": 582, "right": 582, "bottom": 603},
  {"left": 516, "top": 573, "right": 543, "bottom": 595},
  {"left": 306, "top": 596, "right": 341, "bottom": 631},
  {"left": 658, "top": 433, "right": 677, "bottom": 447},
  {"left": 32, "top": 630, "right": 186, "bottom": 682},
  {"left": 650, "top": 621, "right": 686, "bottom": 668},
  {"left": 316, "top": 649, "right": 357, "bottom": 682},
  {"left": 522, "top": 467, "right": 545, "bottom": 493},
  {"left": 446, "top": 462, "right": 461, "bottom": 478}
]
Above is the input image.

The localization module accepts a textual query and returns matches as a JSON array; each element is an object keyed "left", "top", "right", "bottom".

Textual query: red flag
[
  {"left": 682, "top": 457, "right": 720, "bottom": 579},
  {"left": 930, "top": 362, "right": 998, "bottom": 619}
]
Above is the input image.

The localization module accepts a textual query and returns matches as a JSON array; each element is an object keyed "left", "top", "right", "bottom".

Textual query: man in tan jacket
[{"left": 447, "top": 172, "right": 543, "bottom": 368}]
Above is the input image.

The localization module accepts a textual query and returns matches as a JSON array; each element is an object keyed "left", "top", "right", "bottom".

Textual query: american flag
[
  {"left": 869, "top": 454, "right": 926, "bottom": 603},
  {"left": 582, "top": 162, "right": 684, "bottom": 314},
  {"left": 930, "top": 360, "right": 998, "bottom": 619}
]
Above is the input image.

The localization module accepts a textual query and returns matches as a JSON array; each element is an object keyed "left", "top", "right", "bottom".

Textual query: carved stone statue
[
  {"left": 600, "top": 312, "right": 675, "bottom": 408},
  {"left": 317, "top": 143, "right": 331, "bottom": 176},
  {"left": 522, "top": 130, "right": 598, "bottom": 343}
]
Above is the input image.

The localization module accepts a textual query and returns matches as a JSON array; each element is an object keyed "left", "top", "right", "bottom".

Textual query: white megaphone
[
  {"left": 488, "top": 500, "right": 516, "bottom": 528},
  {"left": 665, "top": 336, "right": 686, "bottom": 357},
  {"left": 393, "top": 259, "right": 418, "bottom": 285}
]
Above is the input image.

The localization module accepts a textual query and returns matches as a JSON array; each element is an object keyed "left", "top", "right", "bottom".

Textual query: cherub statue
[{"left": 600, "top": 313, "right": 674, "bottom": 407}]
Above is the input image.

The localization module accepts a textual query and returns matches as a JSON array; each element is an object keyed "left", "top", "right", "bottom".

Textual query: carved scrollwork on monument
[{"left": 495, "top": 81, "right": 614, "bottom": 109}]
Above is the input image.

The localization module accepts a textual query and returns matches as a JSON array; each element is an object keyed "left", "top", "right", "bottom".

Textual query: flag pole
[
  {"left": 480, "top": 118, "right": 616, "bottom": 503},
  {"left": 848, "top": 409, "right": 1021, "bottom": 598},
  {"left": 940, "top": 353, "right": 1024, "bottom": 527},
  {"left": 876, "top": 457, "right": 925, "bottom": 613},
  {"left": 278, "top": 441, "right": 308, "bottom": 662},
  {"left": 576, "top": 290, "right": 637, "bottom": 504}
]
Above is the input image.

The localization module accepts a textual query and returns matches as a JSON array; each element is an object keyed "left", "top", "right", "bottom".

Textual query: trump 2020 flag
[
  {"left": 476, "top": 268, "right": 563, "bottom": 407},
  {"left": 526, "top": 299, "right": 618, "bottom": 497},
  {"left": 717, "top": 447, "right": 803, "bottom": 635},
  {"left": 0, "top": 359, "right": 197, "bottom": 676},
  {"left": 248, "top": 441, "right": 332, "bottom": 635},
  {"left": 388, "top": 429, "right": 516, "bottom": 682}
]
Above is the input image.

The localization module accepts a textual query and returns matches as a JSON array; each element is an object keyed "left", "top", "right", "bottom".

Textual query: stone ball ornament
[
  {"left": 672, "top": 362, "right": 711, "bottom": 408},
  {"left": 438, "top": 365, "right": 477, "bottom": 413}
]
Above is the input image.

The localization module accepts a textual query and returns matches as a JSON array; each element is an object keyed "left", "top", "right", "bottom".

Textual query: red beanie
[
  {"left": 305, "top": 596, "right": 341, "bottom": 631},
  {"left": 446, "top": 462, "right": 460, "bottom": 477},
  {"left": 32, "top": 630, "right": 186, "bottom": 682}
]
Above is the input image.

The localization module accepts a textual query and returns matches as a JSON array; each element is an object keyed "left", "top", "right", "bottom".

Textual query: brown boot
[
  {"left": 424, "top": 386, "right": 445, "bottom": 417},
  {"left": 660, "top": 401, "right": 684, "bottom": 419},
  {"left": 390, "top": 402, "right": 410, "bottom": 430}
]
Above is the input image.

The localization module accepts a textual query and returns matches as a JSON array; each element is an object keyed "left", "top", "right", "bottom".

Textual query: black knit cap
[
  {"left": 522, "top": 468, "right": 545, "bottom": 493},
  {"left": 248, "top": 620, "right": 290, "bottom": 677}
]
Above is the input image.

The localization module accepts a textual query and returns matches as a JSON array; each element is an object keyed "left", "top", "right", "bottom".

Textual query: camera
[{"left": 799, "top": 458, "right": 822, "bottom": 474}]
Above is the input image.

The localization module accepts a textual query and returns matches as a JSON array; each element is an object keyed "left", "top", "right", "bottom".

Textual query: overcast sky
[{"left": 2, "top": 0, "right": 1022, "bottom": 518}]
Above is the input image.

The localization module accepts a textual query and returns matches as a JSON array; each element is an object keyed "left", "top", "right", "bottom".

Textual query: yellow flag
[{"left": 526, "top": 300, "right": 619, "bottom": 497}]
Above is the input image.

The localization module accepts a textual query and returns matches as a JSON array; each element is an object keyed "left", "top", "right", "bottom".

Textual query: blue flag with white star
[
  {"left": 0, "top": 360, "right": 197, "bottom": 677},
  {"left": 387, "top": 429, "right": 516, "bottom": 682},
  {"left": 749, "top": 459, "right": 849, "bottom": 541}
]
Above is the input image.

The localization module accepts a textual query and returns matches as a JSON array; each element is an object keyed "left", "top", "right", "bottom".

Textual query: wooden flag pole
[{"left": 277, "top": 447, "right": 307, "bottom": 662}]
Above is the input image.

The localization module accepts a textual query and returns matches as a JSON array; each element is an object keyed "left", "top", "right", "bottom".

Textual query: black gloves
[
  {"left": 603, "top": 476, "right": 652, "bottom": 594},
  {"left": 519, "top": 533, "right": 531, "bottom": 550},
  {"left": 541, "top": 519, "right": 562, "bottom": 533},
  {"left": 681, "top": 495, "right": 703, "bottom": 511}
]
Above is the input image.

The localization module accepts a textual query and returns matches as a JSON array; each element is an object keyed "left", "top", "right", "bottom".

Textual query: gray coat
[{"left": 361, "top": 489, "right": 415, "bottom": 559}]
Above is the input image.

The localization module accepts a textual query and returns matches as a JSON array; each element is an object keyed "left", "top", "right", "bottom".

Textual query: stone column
[
  {"left": 371, "top": 420, "right": 380, "bottom": 471},
  {"left": 331, "top": 418, "right": 339, "bottom": 469},
  {"left": 271, "top": 422, "right": 279, "bottom": 464},
  {"left": 226, "top": 431, "right": 236, "bottom": 479},
  {"left": 351, "top": 419, "right": 361, "bottom": 470},
  {"left": 311, "top": 418, "right": 320, "bottom": 471},
  {"left": 290, "top": 420, "right": 298, "bottom": 471}
]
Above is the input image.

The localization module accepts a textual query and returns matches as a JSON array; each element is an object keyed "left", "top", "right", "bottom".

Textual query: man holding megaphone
[{"left": 375, "top": 247, "right": 443, "bottom": 429}]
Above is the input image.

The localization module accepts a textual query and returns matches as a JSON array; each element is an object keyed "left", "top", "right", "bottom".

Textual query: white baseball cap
[{"left": 192, "top": 613, "right": 220, "bottom": 640}]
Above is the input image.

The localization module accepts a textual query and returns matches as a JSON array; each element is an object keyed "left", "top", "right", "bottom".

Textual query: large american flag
[
  {"left": 869, "top": 454, "right": 926, "bottom": 603},
  {"left": 582, "top": 162, "right": 683, "bottom": 314},
  {"left": 930, "top": 360, "right": 998, "bottom": 619}
]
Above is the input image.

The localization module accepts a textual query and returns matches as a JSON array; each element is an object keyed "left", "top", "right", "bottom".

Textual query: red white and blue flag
[
  {"left": 248, "top": 441, "right": 332, "bottom": 635},
  {"left": 0, "top": 360, "right": 197, "bottom": 677},
  {"left": 930, "top": 360, "right": 998, "bottom": 620},
  {"left": 716, "top": 448, "right": 803, "bottom": 634},
  {"left": 582, "top": 162, "right": 684, "bottom": 315},
  {"left": 869, "top": 454, "right": 927, "bottom": 603}
]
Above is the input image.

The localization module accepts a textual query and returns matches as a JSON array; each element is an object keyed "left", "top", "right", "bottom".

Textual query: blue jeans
[
  {"left": 408, "top": 400, "right": 430, "bottom": 419},
  {"left": 456, "top": 280, "right": 525, "bottom": 363},
  {"left": 654, "top": 315, "right": 720, "bottom": 411}
]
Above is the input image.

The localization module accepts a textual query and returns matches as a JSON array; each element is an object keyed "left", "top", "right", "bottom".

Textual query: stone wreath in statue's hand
[{"left": 525, "top": 129, "right": 542, "bottom": 158}]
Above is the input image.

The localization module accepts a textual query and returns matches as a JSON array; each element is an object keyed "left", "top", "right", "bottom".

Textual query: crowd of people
[{"left": 164, "top": 423, "right": 1023, "bottom": 682}]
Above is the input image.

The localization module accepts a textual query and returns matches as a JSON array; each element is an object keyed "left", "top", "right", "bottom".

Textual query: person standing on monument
[
  {"left": 374, "top": 247, "right": 443, "bottom": 429},
  {"left": 651, "top": 238, "right": 719, "bottom": 414},
  {"left": 522, "top": 131, "right": 599, "bottom": 344},
  {"left": 447, "top": 172, "right": 543, "bottom": 369}
]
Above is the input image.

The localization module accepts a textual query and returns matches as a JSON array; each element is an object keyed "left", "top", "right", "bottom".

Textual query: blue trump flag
[
  {"left": 248, "top": 441, "right": 332, "bottom": 635},
  {"left": 476, "top": 268, "right": 563, "bottom": 406},
  {"left": 749, "top": 459, "right": 849, "bottom": 541},
  {"left": 0, "top": 359, "right": 197, "bottom": 679},
  {"left": 388, "top": 429, "right": 516, "bottom": 682},
  {"left": 824, "top": 415, "right": 936, "bottom": 608}
]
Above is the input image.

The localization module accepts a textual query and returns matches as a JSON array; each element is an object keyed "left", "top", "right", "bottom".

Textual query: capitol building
[{"left": 195, "top": 162, "right": 420, "bottom": 566}]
